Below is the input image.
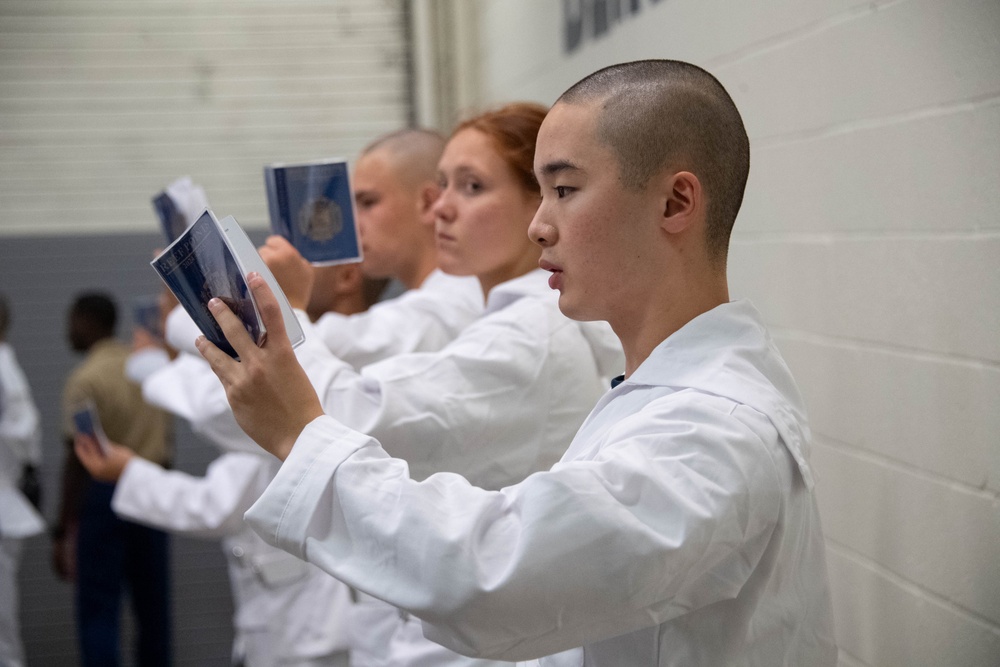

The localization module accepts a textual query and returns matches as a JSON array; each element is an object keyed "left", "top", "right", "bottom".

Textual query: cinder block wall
[{"left": 470, "top": 1, "right": 1000, "bottom": 665}]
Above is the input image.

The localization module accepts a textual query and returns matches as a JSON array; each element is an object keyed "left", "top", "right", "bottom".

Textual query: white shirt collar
[
  {"left": 484, "top": 269, "right": 552, "bottom": 314},
  {"left": 620, "top": 299, "right": 815, "bottom": 488}
]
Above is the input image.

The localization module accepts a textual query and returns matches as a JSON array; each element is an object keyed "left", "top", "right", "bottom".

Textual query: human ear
[
  {"left": 335, "top": 264, "right": 363, "bottom": 295},
  {"left": 661, "top": 171, "right": 701, "bottom": 235},
  {"left": 418, "top": 182, "right": 441, "bottom": 222}
]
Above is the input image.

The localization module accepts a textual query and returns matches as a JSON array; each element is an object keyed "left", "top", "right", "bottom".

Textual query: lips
[{"left": 539, "top": 259, "right": 563, "bottom": 290}]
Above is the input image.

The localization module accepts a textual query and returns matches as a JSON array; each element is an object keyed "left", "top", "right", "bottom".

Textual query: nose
[
  {"left": 431, "top": 187, "right": 454, "bottom": 224},
  {"left": 528, "top": 209, "right": 555, "bottom": 247},
  {"left": 354, "top": 203, "right": 370, "bottom": 238}
]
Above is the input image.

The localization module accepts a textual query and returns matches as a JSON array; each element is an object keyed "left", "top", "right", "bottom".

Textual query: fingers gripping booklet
[
  {"left": 151, "top": 209, "right": 305, "bottom": 359},
  {"left": 71, "top": 399, "right": 110, "bottom": 455}
]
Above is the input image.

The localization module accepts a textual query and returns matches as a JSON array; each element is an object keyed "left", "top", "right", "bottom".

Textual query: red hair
[{"left": 451, "top": 102, "right": 548, "bottom": 196}]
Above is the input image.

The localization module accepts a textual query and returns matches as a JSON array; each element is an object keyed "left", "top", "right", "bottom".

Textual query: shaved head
[
  {"left": 360, "top": 128, "right": 446, "bottom": 189},
  {"left": 352, "top": 128, "right": 446, "bottom": 288},
  {"left": 558, "top": 60, "right": 750, "bottom": 264}
]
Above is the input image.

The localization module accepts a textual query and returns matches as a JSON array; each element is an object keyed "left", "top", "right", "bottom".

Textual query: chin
[
  {"left": 556, "top": 294, "right": 597, "bottom": 322},
  {"left": 437, "top": 257, "right": 473, "bottom": 277}
]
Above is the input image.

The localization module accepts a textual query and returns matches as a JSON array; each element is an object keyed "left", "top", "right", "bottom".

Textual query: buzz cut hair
[
  {"left": 360, "top": 128, "right": 447, "bottom": 188},
  {"left": 558, "top": 60, "right": 750, "bottom": 265}
]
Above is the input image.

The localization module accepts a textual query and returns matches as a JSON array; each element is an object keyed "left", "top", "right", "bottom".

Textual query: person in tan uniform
[{"left": 52, "top": 292, "right": 174, "bottom": 667}]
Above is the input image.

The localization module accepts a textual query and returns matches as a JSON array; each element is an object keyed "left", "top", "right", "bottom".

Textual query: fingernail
[{"left": 208, "top": 298, "right": 222, "bottom": 311}]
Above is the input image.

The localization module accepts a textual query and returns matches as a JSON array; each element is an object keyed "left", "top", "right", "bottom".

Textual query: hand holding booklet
[
  {"left": 71, "top": 400, "right": 110, "bottom": 455},
  {"left": 150, "top": 209, "right": 305, "bottom": 360},
  {"left": 264, "top": 158, "right": 363, "bottom": 265}
]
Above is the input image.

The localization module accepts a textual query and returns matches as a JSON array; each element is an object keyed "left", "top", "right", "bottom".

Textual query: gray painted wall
[{"left": 1, "top": 231, "right": 250, "bottom": 665}]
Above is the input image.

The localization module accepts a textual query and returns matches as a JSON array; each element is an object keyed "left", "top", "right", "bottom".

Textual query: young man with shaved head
[
  {"left": 309, "top": 128, "right": 484, "bottom": 367},
  {"left": 161, "top": 127, "right": 482, "bottom": 368},
  {"left": 184, "top": 60, "right": 836, "bottom": 666}
]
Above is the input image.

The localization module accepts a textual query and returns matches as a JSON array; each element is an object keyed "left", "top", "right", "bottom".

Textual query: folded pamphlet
[
  {"left": 71, "top": 399, "right": 110, "bottom": 455},
  {"left": 151, "top": 176, "right": 210, "bottom": 244},
  {"left": 264, "top": 158, "right": 362, "bottom": 265},
  {"left": 150, "top": 209, "right": 305, "bottom": 360}
]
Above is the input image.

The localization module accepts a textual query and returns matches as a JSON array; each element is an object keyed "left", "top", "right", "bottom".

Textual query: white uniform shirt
[
  {"left": 163, "top": 269, "right": 483, "bottom": 364},
  {"left": 244, "top": 300, "right": 837, "bottom": 666},
  {"left": 186, "top": 269, "right": 622, "bottom": 667},
  {"left": 113, "top": 451, "right": 353, "bottom": 666},
  {"left": 313, "top": 269, "right": 483, "bottom": 369},
  {"left": 284, "top": 269, "right": 623, "bottom": 487},
  {"left": 185, "top": 269, "right": 623, "bottom": 487},
  {"left": 0, "top": 342, "right": 44, "bottom": 539},
  {"left": 150, "top": 286, "right": 498, "bottom": 666},
  {"left": 134, "top": 352, "right": 353, "bottom": 666}
]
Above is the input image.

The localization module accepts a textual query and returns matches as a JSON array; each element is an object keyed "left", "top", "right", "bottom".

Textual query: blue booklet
[
  {"left": 133, "top": 295, "right": 163, "bottom": 340},
  {"left": 264, "top": 158, "right": 363, "bottom": 265},
  {"left": 151, "top": 191, "right": 190, "bottom": 245},
  {"left": 71, "top": 399, "right": 110, "bottom": 454},
  {"left": 150, "top": 209, "right": 305, "bottom": 360}
]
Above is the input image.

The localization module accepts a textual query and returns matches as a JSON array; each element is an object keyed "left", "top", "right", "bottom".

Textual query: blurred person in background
[
  {"left": 126, "top": 129, "right": 476, "bottom": 665},
  {"left": 0, "top": 293, "right": 45, "bottom": 667},
  {"left": 52, "top": 292, "right": 174, "bottom": 667},
  {"left": 73, "top": 257, "right": 386, "bottom": 667}
]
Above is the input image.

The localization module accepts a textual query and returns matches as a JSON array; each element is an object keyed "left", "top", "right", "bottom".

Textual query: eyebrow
[{"left": 537, "top": 159, "right": 581, "bottom": 179}]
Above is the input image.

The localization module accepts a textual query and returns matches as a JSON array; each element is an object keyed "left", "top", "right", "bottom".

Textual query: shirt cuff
[
  {"left": 243, "top": 415, "right": 374, "bottom": 558},
  {"left": 111, "top": 457, "right": 162, "bottom": 521}
]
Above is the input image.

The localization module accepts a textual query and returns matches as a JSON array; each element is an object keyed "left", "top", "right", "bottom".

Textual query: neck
[
  {"left": 613, "top": 270, "right": 729, "bottom": 377},
  {"left": 398, "top": 251, "right": 438, "bottom": 290},
  {"left": 333, "top": 294, "right": 369, "bottom": 317},
  {"left": 477, "top": 249, "right": 541, "bottom": 299}
]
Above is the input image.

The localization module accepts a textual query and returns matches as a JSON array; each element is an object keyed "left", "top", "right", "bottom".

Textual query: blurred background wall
[
  {"left": 1, "top": 1, "right": 998, "bottom": 666},
  {"left": 0, "top": 1, "right": 412, "bottom": 664}
]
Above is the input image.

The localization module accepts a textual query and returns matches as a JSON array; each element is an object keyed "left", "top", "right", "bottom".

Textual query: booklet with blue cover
[
  {"left": 133, "top": 295, "right": 163, "bottom": 340},
  {"left": 71, "top": 399, "right": 110, "bottom": 455},
  {"left": 152, "top": 191, "right": 190, "bottom": 244},
  {"left": 150, "top": 209, "right": 305, "bottom": 360},
  {"left": 151, "top": 176, "right": 210, "bottom": 244},
  {"left": 264, "top": 158, "right": 363, "bottom": 265}
]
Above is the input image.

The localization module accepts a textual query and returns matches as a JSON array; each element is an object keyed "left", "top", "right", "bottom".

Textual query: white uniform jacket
[
  {"left": 0, "top": 343, "right": 44, "bottom": 539},
  {"left": 189, "top": 269, "right": 623, "bottom": 488},
  {"left": 313, "top": 269, "right": 483, "bottom": 369},
  {"left": 188, "top": 269, "right": 622, "bottom": 666},
  {"left": 113, "top": 445, "right": 353, "bottom": 666},
  {"left": 244, "top": 300, "right": 837, "bottom": 666},
  {"left": 133, "top": 353, "right": 353, "bottom": 666},
  {"left": 163, "top": 270, "right": 483, "bottom": 366}
]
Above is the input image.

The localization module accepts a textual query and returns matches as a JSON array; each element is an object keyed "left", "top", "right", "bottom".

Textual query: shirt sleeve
[
  {"left": 114, "top": 451, "right": 270, "bottom": 538},
  {"left": 244, "top": 394, "right": 785, "bottom": 661},
  {"left": 299, "top": 297, "right": 590, "bottom": 488},
  {"left": 0, "top": 348, "right": 41, "bottom": 464},
  {"left": 313, "top": 275, "right": 482, "bottom": 369}
]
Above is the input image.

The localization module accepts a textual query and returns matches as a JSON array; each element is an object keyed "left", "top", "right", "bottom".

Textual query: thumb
[{"left": 247, "top": 273, "right": 289, "bottom": 345}]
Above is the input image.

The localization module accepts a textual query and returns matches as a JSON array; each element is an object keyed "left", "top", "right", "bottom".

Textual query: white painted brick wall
[{"left": 472, "top": 0, "right": 1000, "bottom": 665}]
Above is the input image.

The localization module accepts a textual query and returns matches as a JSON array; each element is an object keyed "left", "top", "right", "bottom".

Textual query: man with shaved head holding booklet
[{"left": 195, "top": 60, "right": 837, "bottom": 666}]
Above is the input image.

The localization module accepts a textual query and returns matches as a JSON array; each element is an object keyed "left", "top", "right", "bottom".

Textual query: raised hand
[
  {"left": 196, "top": 272, "right": 324, "bottom": 460},
  {"left": 73, "top": 434, "right": 133, "bottom": 482},
  {"left": 259, "top": 235, "right": 314, "bottom": 311}
]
